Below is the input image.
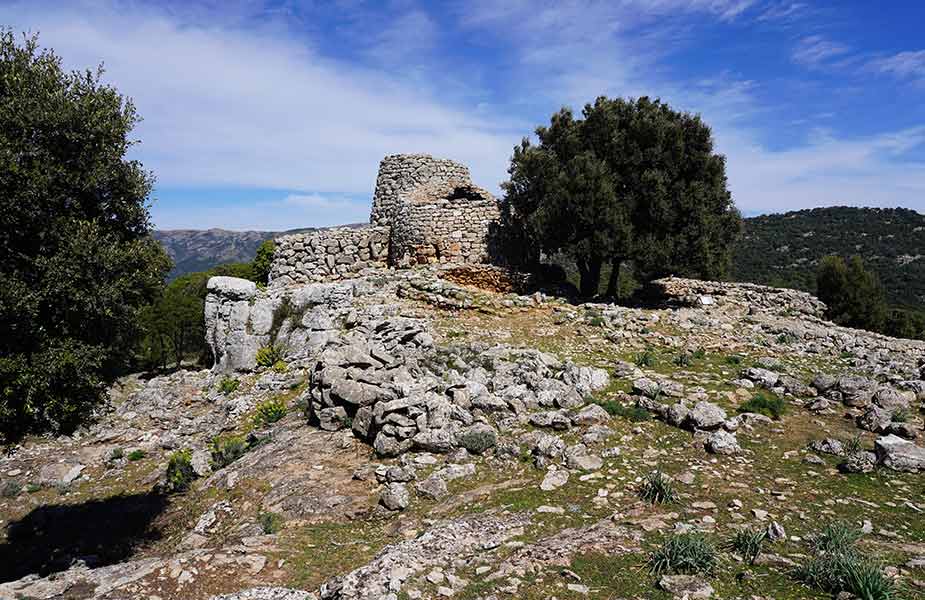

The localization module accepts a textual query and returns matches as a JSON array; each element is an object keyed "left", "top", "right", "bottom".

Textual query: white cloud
[
  {"left": 870, "top": 50, "right": 925, "bottom": 83},
  {"left": 792, "top": 35, "right": 850, "bottom": 67},
  {"left": 1, "top": 0, "right": 521, "bottom": 200}
]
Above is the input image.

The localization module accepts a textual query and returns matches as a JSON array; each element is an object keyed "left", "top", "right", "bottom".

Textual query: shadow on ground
[{"left": 0, "top": 491, "right": 169, "bottom": 583}]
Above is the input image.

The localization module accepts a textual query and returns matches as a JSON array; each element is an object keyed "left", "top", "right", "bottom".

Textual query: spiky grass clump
[
  {"left": 844, "top": 434, "right": 865, "bottom": 455},
  {"left": 634, "top": 348, "right": 657, "bottom": 367},
  {"left": 796, "top": 521, "right": 897, "bottom": 600},
  {"left": 648, "top": 533, "right": 717, "bottom": 576},
  {"left": 725, "top": 528, "right": 767, "bottom": 564},
  {"left": 258, "top": 511, "right": 284, "bottom": 534},
  {"left": 254, "top": 397, "right": 287, "bottom": 426},
  {"left": 811, "top": 521, "right": 863, "bottom": 553},
  {"left": 638, "top": 471, "right": 678, "bottom": 505},
  {"left": 737, "top": 392, "right": 787, "bottom": 420}
]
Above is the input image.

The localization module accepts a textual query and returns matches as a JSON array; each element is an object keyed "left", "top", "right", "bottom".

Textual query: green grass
[
  {"left": 258, "top": 511, "right": 284, "bottom": 534},
  {"left": 211, "top": 435, "right": 249, "bottom": 469},
  {"left": 256, "top": 344, "right": 284, "bottom": 368},
  {"left": 127, "top": 449, "right": 146, "bottom": 461},
  {"left": 737, "top": 392, "right": 787, "bottom": 420},
  {"left": 635, "top": 348, "right": 657, "bottom": 367},
  {"left": 254, "top": 397, "right": 287, "bottom": 426},
  {"left": 218, "top": 376, "right": 240, "bottom": 395},
  {"left": 638, "top": 471, "right": 678, "bottom": 505},
  {"left": 811, "top": 521, "right": 863, "bottom": 554},
  {"left": 725, "top": 527, "right": 767, "bottom": 564},
  {"left": 166, "top": 448, "right": 196, "bottom": 492},
  {"left": 596, "top": 398, "right": 651, "bottom": 422},
  {"left": 648, "top": 532, "right": 717, "bottom": 576}
]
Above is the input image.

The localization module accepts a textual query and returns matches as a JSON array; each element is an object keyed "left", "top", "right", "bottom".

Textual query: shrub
[
  {"left": 638, "top": 471, "right": 678, "bottom": 504},
  {"left": 1, "top": 480, "right": 21, "bottom": 498},
  {"left": 258, "top": 511, "right": 284, "bottom": 534},
  {"left": 673, "top": 352, "right": 692, "bottom": 367},
  {"left": 587, "top": 315, "right": 605, "bottom": 328},
  {"left": 272, "top": 360, "right": 288, "bottom": 373},
  {"left": 648, "top": 533, "right": 717, "bottom": 576},
  {"left": 254, "top": 397, "right": 287, "bottom": 426},
  {"left": 25, "top": 482, "right": 41, "bottom": 493},
  {"left": 127, "top": 449, "right": 146, "bottom": 461},
  {"left": 166, "top": 449, "right": 196, "bottom": 492},
  {"left": 109, "top": 448, "right": 124, "bottom": 460},
  {"left": 737, "top": 392, "right": 787, "bottom": 420},
  {"left": 597, "top": 399, "right": 651, "bottom": 422},
  {"left": 844, "top": 434, "right": 865, "bottom": 456},
  {"left": 811, "top": 521, "right": 863, "bottom": 554},
  {"left": 692, "top": 347, "right": 706, "bottom": 359},
  {"left": 725, "top": 354, "right": 743, "bottom": 366},
  {"left": 725, "top": 527, "right": 767, "bottom": 564},
  {"left": 218, "top": 377, "right": 240, "bottom": 395},
  {"left": 211, "top": 435, "right": 249, "bottom": 469},
  {"left": 891, "top": 409, "right": 908, "bottom": 423},
  {"left": 634, "top": 348, "right": 657, "bottom": 368},
  {"left": 255, "top": 345, "right": 284, "bottom": 368}
]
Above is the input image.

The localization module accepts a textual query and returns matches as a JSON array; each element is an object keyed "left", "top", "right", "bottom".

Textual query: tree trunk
[
  {"left": 578, "top": 256, "right": 603, "bottom": 298},
  {"left": 605, "top": 258, "right": 623, "bottom": 299}
]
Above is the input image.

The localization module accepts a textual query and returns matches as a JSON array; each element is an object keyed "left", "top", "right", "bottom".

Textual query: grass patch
[
  {"left": 127, "top": 449, "right": 146, "bottom": 461},
  {"left": 737, "top": 392, "right": 787, "bottom": 420},
  {"left": 648, "top": 532, "right": 717, "bottom": 576},
  {"left": 218, "top": 376, "right": 240, "bottom": 395},
  {"left": 258, "top": 511, "right": 284, "bottom": 534},
  {"left": 596, "top": 398, "right": 651, "bottom": 422},
  {"left": 725, "top": 527, "right": 767, "bottom": 564},
  {"left": 638, "top": 471, "right": 678, "bottom": 505},
  {"left": 166, "top": 449, "right": 196, "bottom": 492},
  {"left": 211, "top": 435, "right": 249, "bottom": 469},
  {"left": 254, "top": 397, "right": 287, "bottom": 426},
  {"left": 635, "top": 348, "right": 657, "bottom": 368},
  {"left": 256, "top": 344, "right": 284, "bottom": 368}
]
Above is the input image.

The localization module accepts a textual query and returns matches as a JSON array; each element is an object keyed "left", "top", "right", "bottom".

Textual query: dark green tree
[
  {"left": 503, "top": 96, "right": 741, "bottom": 297},
  {"left": 816, "top": 255, "right": 887, "bottom": 332},
  {"left": 251, "top": 239, "right": 276, "bottom": 284},
  {"left": 0, "top": 32, "right": 170, "bottom": 439}
]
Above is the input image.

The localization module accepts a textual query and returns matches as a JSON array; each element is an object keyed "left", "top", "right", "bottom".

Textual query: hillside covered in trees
[{"left": 732, "top": 207, "right": 925, "bottom": 309}]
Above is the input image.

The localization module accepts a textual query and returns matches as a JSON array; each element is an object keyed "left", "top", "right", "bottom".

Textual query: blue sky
[{"left": 4, "top": 0, "right": 925, "bottom": 230}]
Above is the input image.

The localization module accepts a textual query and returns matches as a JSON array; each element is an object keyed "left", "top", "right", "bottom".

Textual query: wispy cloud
[
  {"left": 792, "top": 35, "right": 850, "bottom": 67},
  {"left": 869, "top": 50, "right": 925, "bottom": 84}
]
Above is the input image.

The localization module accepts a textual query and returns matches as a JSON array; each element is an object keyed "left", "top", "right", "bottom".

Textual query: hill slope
[{"left": 732, "top": 206, "right": 925, "bottom": 308}]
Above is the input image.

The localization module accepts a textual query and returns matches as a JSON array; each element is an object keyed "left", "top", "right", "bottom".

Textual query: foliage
[
  {"left": 109, "top": 448, "right": 124, "bottom": 460},
  {"left": 817, "top": 255, "right": 888, "bottom": 333},
  {"left": 166, "top": 449, "right": 196, "bottom": 492},
  {"left": 254, "top": 397, "right": 287, "bottom": 426},
  {"left": 255, "top": 345, "right": 284, "bottom": 368},
  {"left": 737, "top": 392, "right": 787, "bottom": 420},
  {"left": 638, "top": 470, "right": 678, "bottom": 504},
  {"left": 648, "top": 532, "right": 717, "bottom": 576},
  {"left": 596, "top": 399, "right": 650, "bottom": 422},
  {"left": 796, "top": 521, "right": 896, "bottom": 600},
  {"left": 272, "top": 360, "right": 288, "bottom": 373},
  {"left": 725, "top": 527, "right": 767, "bottom": 564},
  {"left": 732, "top": 206, "right": 925, "bottom": 312},
  {"left": 0, "top": 32, "right": 171, "bottom": 440},
  {"left": 844, "top": 434, "right": 865, "bottom": 456},
  {"left": 673, "top": 352, "right": 692, "bottom": 367},
  {"left": 251, "top": 239, "right": 276, "bottom": 284},
  {"left": 218, "top": 377, "right": 240, "bottom": 395},
  {"left": 127, "top": 449, "right": 145, "bottom": 461},
  {"left": 502, "top": 96, "right": 741, "bottom": 297},
  {"left": 210, "top": 435, "right": 249, "bottom": 469},
  {"left": 634, "top": 348, "right": 657, "bottom": 367},
  {"left": 258, "top": 511, "right": 284, "bottom": 534}
]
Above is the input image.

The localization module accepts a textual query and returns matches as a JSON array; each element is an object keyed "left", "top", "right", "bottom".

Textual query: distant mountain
[
  {"left": 154, "top": 224, "right": 365, "bottom": 280},
  {"left": 731, "top": 207, "right": 925, "bottom": 309}
]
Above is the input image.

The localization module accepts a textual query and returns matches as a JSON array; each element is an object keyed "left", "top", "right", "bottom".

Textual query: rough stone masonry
[{"left": 268, "top": 154, "right": 501, "bottom": 287}]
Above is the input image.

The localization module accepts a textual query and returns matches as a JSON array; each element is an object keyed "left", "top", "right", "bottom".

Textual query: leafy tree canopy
[
  {"left": 502, "top": 96, "right": 741, "bottom": 297},
  {"left": 0, "top": 32, "right": 170, "bottom": 440},
  {"left": 817, "top": 255, "right": 888, "bottom": 332}
]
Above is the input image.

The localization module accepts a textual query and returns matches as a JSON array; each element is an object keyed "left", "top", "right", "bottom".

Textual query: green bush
[
  {"left": 211, "top": 435, "right": 249, "bottom": 469},
  {"left": 109, "top": 448, "right": 124, "bottom": 460},
  {"left": 725, "top": 354, "right": 743, "bottom": 366},
  {"left": 796, "top": 522, "right": 895, "bottom": 600},
  {"left": 255, "top": 345, "right": 284, "bottom": 368},
  {"left": 596, "top": 399, "right": 650, "bottom": 422},
  {"left": 127, "top": 449, "right": 146, "bottom": 461},
  {"left": 725, "top": 527, "right": 767, "bottom": 564},
  {"left": 737, "top": 392, "right": 787, "bottom": 420},
  {"left": 272, "top": 360, "right": 288, "bottom": 373},
  {"left": 258, "top": 511, "right": 284, "bottom": 534},
  {"left": 648, "top": 533, "right": 717, "bottom": 576},
  {"left": 166, "top": 449, "right": 196, "bottom": 492},
  {"left": 634, "top": 348, "right": 657, "bottom": 368},
  {"left": 673, "top": 352, "right": 692, "bottom": 367},
  {"left": 254, "top": 397, "right": 287, "bottom": 426},
  {"left": 638, "top": 471, "right": 678, "bottom": 504},
  {"left": 218, "top": 377, "right": 240, "bottom": 395},
  {"left": 1, "top": 480, "right": 21, "bottom": 498}
]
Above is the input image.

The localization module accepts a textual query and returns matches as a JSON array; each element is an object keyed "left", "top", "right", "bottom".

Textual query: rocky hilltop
[{"left": 3, "top": 157, "right": 925, "bottom": 599}]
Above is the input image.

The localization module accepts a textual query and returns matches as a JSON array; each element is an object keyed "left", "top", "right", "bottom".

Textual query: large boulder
[
  {"left": 837, "top": 376, "right": 876, "bottom": 408},
  {"left": 684, "top": 401, "right": 727, "bottom": 431},
  {"left": 875, "top": 434, "right": 925, "bottom": 472}
]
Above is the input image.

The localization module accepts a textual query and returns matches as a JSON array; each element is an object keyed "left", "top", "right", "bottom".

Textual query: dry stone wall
[
  {"left": 269, "top": 226, "right": 389, "bottom": 287},
  {"left": 389, "top": 181, "right": 501, "bottom": 266},
  {"left": 369, "top": 154, "right": 471, "bottom": 227}
]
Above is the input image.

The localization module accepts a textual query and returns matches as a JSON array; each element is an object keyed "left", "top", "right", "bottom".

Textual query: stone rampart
[{"left": 269, "top": 226, "right": 390, "bottom": 287}]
